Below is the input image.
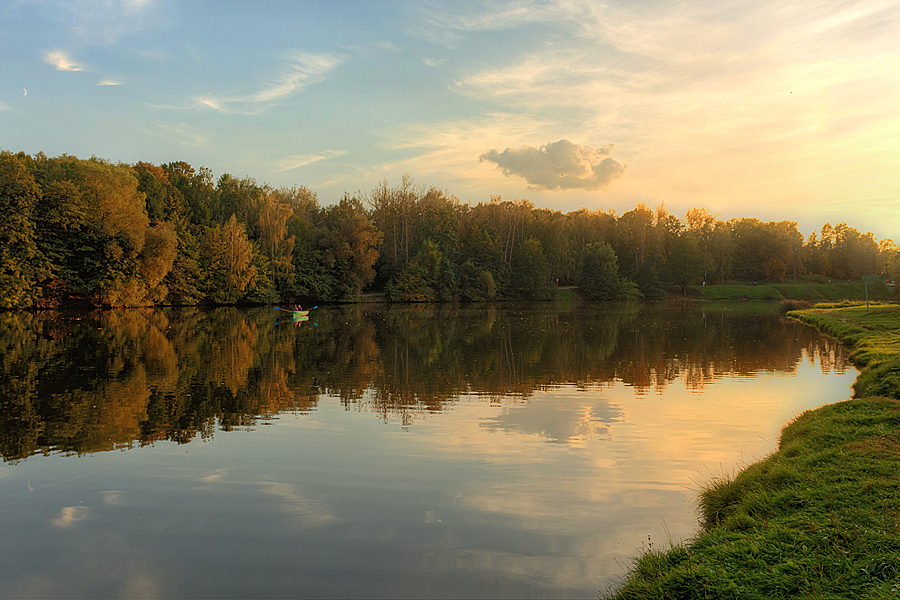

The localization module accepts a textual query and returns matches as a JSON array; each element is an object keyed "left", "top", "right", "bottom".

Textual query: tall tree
[
  {"left": 257, "top": 191, "right": 295, "bottom": 295},
  {"left": 140, "top": 221, "right": 178, "bottom": 303},
  {"left": 578, "top": 241, "right": 637, "bottom": 301},
  {"left": 511, "top": 237, "right": 553, "bottom": 300},
  {"left": 201, "top": 215, "right": 256, "bottom": 303},
  {"left": 318, "top": 194, "right": 382, "bottom": 300},
  {"left": 0, "top": 152, "right": 47, "bottom": 307}
]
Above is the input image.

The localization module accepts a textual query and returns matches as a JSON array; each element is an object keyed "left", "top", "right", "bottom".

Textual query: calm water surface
[{"left": 0, "top": 302, "right": 854, "bottom": 598}]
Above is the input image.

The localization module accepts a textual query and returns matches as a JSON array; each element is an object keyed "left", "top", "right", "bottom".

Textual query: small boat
[
  {"left": 276, "top": 306, "right": 315, "bottom": 316},
  {"left": 275, "top": 306, "right": 317, "bottom": 324}
]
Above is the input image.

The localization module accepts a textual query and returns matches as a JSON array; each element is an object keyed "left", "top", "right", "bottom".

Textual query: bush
[{"left": 779, "top": 299, "right": 811, "bottom": 313}]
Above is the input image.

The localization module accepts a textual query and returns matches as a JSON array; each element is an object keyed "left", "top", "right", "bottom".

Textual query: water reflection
[
  {"left": 0, "top": 303, "right": 856, "bottom": 597},
  {"left": 0, "top": 303, "right": 848, "bottom": 462},
  {"left": 481, "top": 394, "right": 624, "bottom": 443}
]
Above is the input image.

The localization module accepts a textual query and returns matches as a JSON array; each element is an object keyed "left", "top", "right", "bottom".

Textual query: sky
[{"left": 2, "top": 0, "right": 899, "bottom": 240}]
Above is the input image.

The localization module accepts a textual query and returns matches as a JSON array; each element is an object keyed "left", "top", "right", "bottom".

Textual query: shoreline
[
  {"left": 605, "top": 302, "right": 900, "bottom": 599},
  {"left": 7, "top": 280, "right": 894, "bottom": 310}
]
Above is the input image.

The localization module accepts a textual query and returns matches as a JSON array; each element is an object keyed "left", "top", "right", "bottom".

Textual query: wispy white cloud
[
  {"left": 439, "top": 2, "right": 900, "bottom": 194},
  {"left": 315, "top": 174, "right": 350, "bottom": 188},
  {"left": 144, "top": 100, "right": 193, "bottom": 111},
  {"left": 43, "top": 49, "right": 84, "bottom": 71},
  {"left": 154, "top": 122, "right": 207, "bottom": 147},
  {"left": 250, "top": 51, "right": 343, "bottom": 103},
  {"left": 407, "top": 0, "right": 568, "bottom": 48},
  {"left": 192, "top": 51, "right": 344, "bottom": 114},
  {"left": 62, "top": 0, "right": 160, "bottom": 45},
  {"left": 480, "top": 140, "right": 625, "bottom": 191},
  {"left": 97, "top": 79, "right": 122, "bottom": 86},
  {"left": 195, "top": 96, "right": 227, "bottom": 112},
  {"left": 276, "top": 150, "right": 347, "bottom": 172},
  {"left": 376, "top": 41, "right": 402, "bottom": 53}
]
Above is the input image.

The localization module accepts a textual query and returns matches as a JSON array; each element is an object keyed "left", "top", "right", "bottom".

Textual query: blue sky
[{"left": 2, "top": 0, "right": 899, "bottom": 240}]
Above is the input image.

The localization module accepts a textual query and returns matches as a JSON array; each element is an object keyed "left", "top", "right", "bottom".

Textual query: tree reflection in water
[{"left": 0, "top": 302, "right": 848, "bottom": 462}]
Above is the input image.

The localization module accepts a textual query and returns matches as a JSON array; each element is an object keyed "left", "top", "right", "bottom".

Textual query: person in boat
[{"left": 294, "top": 304, "right": 302, "bottom": 312}]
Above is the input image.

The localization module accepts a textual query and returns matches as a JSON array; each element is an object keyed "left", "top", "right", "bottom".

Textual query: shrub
[{"left": 779, "top": 299, "right": 811, "bottom": 313}]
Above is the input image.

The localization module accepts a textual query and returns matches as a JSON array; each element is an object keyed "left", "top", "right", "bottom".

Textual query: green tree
[
  {"left": 462, "top": 220, "right": 506, "bottom": 295},
  {"left": 201, "top": 215, "right": 256, "bottom": 303},
  {"left": 242, "top": 243, "right": 279, "bottom": 304},
  {"left": 385, "top": 239, "right": 457, "bottom": 302},
  {"left": 458, "top": 259, "right": 496, "bottom": 301},
  {"left": 257, "top": 192, "right": 295, "bottom": 297},
  {"left": 35, "top": 155, "right": 153, "bottom": 305},
  {"left": 0, "top": 152, "right": 48, "bottom": 307},
  {"left": 667, "top": 234, "right": 703, "bottom": 294},
  {"left": 163, "top": 162, "right": 214, "bottom": 227},
  {"left": 164, "top": 222, "right": 203, "bottom": 304},
  {"left": 141, "top": 221, "right": 178, "bottom": 303},
  {"left": 730, "top": 218, "right": 796, "bottom": 283},
  {"left": 511, "top": 237, "right": 553, "bottom": 300},
  {"left": 280, "top": 187, "right": 331, "bottom": 299},
  {"left": 578, "top": 242, "right": 639, "bottom": 301},
  {"left": 318, "top": 194, "right": 382, "bottom": 300}
]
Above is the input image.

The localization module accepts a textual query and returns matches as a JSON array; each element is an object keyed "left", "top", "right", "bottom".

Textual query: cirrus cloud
[
  {"left": 276, "top": 150, "right": 347, "bottom": 172},
  {"left": 196, "top": 51, "right": 345, "bottom": 114},
  {"left": 480, "top": 139, "right": 625, "bottom": 191}
]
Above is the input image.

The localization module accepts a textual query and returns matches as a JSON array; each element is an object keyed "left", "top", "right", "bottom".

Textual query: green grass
[
  {"left": 690, "top": 282, "right": 894, "bottom": 302},
  {"left": 789, "top": 304, "right": 900, "bottom": 399},
  {"left": 605, "top": 303, "right": 900, "bottom": 599},
  {"left": 555, "top": 287, "right": 581, "bottom": 301},
  {"left": 690, "top": 284, "right": 784, "bottom": 300}
]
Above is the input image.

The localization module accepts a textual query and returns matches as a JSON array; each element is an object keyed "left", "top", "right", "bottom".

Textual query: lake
[{"left": 0, "top": 302, "right": 854, "bottom": 598}]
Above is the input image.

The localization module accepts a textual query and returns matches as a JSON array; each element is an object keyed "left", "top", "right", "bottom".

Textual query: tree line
[{"left": 1, "top": 150, "right": 898, "bottom": 308}]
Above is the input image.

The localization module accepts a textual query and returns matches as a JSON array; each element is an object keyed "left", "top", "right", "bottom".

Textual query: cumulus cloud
[
  {"left": 480, "top": 139, "right": 625, "bottom": 191},
  {"left": 43, "top": 50, "right": 83, "bottom": 71}
]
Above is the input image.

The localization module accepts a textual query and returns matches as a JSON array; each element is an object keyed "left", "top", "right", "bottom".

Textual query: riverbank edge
[
  {"left": 687, "top": 281, "right": 896, "bottom": 302},
  {"left": 604, "top": 302, "right": 900, "bottom": 599}
]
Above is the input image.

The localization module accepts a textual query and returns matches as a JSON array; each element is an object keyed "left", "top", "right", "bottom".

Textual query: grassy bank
[
  {"left": 789, "top": 304, "right": 900, "bottom": 399},
  {"left": 606, "top": 303, "right": 900, "bottom": 599},
  {"left": 689, "top": 282, "right": 895, "bottom": 302}
]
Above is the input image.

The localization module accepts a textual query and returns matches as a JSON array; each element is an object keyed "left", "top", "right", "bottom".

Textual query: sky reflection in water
[{"left": 0, "top": 303, "right": 855, "bottom": 598}]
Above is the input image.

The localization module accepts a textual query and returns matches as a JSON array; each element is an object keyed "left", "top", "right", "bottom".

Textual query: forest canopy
[{"left": 1, "top": 150, "right": 898, "bottom": 308}]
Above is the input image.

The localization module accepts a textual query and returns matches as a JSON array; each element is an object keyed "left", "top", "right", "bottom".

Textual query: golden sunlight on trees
[
  {"left": 319, "top": 194, "right": 382, "bottom": 299},
  {"left": 0, "top": 152, "right": 47, "bottom": 308},
  {"left": 139, "top": 221, "right": 178, "bottom": 303},
  {"left": 202, "top": 215, "right": 257, "bottom": 304},
  {"left": 1, "top": 151, "right": 897, "bottom": 308}
]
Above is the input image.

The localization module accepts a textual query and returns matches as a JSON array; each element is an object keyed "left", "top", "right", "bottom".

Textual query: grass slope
[
  {"left": 606, "top": 304, "right": 900, "bottom": 599},
  {"left": 690, "top": 283, "right": 895, "bottom": 302}
]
